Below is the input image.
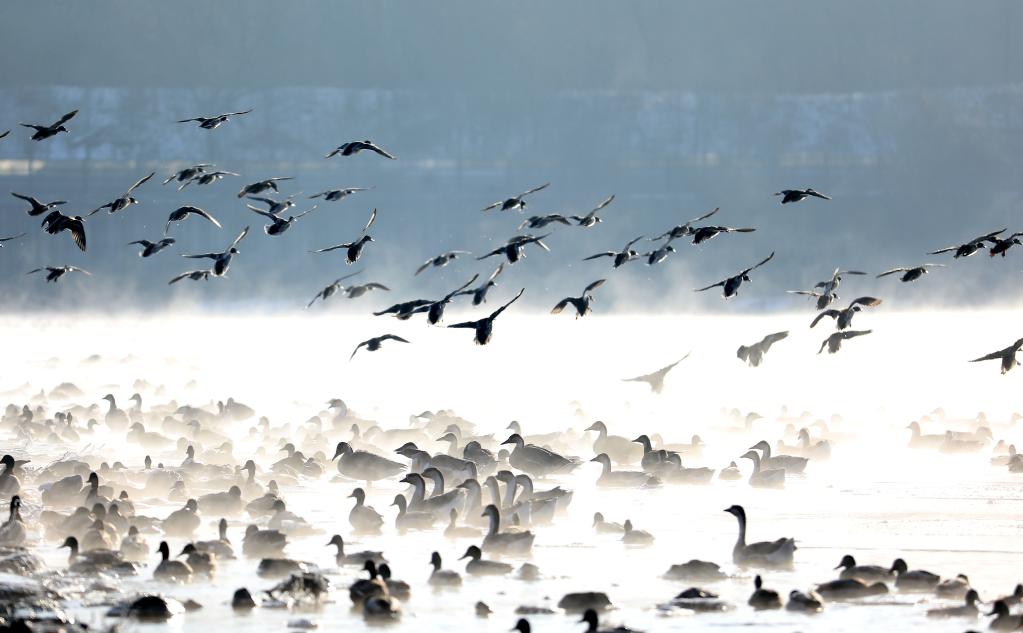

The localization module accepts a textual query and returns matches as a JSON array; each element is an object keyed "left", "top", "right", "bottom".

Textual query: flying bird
[
  {"left": 247, "top": 195, "right": 296, "bottom": 215},
  {"left": 310, "top": 187, "right": 370, "bottom": 202},
  {"left": 415, "top": 251, "right": 471, "bottom": 276},
  {"left": 27, "top": 265, "right": 90, "bottom": 283},
  {"left": 0, "top": 233, "right": 27, "bottom": 247},
  {"left": 165, "top": 206, "right": 222, "bottom": 235},
  {"left": 0, "top": 130, "right": 8, "bottom": 140},
  {"left": 163, "top": 164, "right": 213, "bottom": 186},
  {"left": 181, "top": 226, "right": 249, "bottom": 276},
  {"left": 775, "top": 188, "right": 831, "bottom": 204},
  {"left": 584, "top": 236, "right": 644, "bottom": 269},
  {"left": 477, "top": 234, "right": 550, "bottom": 264},
  {"left": 424, "top": 275, "right": 480, "bottom": 325},
  {"left": 482, "top": 183, "right": 550, "bottom": 213},
  {"left": 455, "top": 264, "right": 503, "bottom": 305},
  {"left": 643, "top": 240, "right": 677, "bottom": 265},
  {"left": 344, "top": 282, "right": 390, "bottom": 299},
  {"left": 247, "top": 203, "right": 318, "bottom": 236},
  {"left": 88, "top": 171, "right": 155, "bottom": 216},
  {"left": 929, "top": 228, "right": 1006, "bottom": 259},
  {"left": 810, "top": 297, "right": 882, "bottom": 330},
  {"left": 447, "top": 288, "right": 525, "bottom": 345},
  {"left": 307, "top": 271, "right": 364, "bottom": 308},
  {"left": 351, "top": 334, "right": 409, "bottom": 360},
  {"left": 970, "top": 338, "right": 1023, "bottom": 375},
  {"left": 127, "top": 238, "right": 176, "bottom": 258},
  {"left": 551, "top": 279, "right": 606, "bottom": 318},
  {"left": 168, "top": 269, "right": 214, "bottom": 285},
  {"left": 237, "top": 177, "right": 293, "bottom": 199},
  {"left": 788, "top": 268, "right": 868, "bottom": 310},
  {"left": 622, "top": 353, "right": 691, "bottom": 393},
  {"left": 876, "top": 264, "right": 944, "bottom": 283},
  {"left": 11, "top": 193, "right": 67, "bottom": 216},
  {"left": 518, "top": 214, "right": 573, "bottom": 230},
  {"left": 737, "top": 332, "right": 789, "bottom": 367},
  {"left": 326, "top": 140, "right": 396, "bottom": 159},
  {"left": 818, "top": 330, "right": 872, "bottom": 355},
  {"left": 374, "top": 298, "right": 434, "bottom": 320},
  {"left": 309, "top": 208, "right": 377, "bottom": 264},
  {"left": 695, "top": 252, "right": 775, "bottom": 298},
  {"left": 689, "top": 224, "right": 756, "bottom": 245},
  {"left": 177, "top": 109, "right": 253, "bottom": 129},
  {"left": 988, "top": 232, "right": 1023, "bottom": 258},
  {"left": 570, "top": 194, "right": 615, "bottom": 227},
  {"left": 650, "top": 207, "right": 720, "bottom": 242},
  {"left": 182, "top": 170, "right": 239, "bottom": 188},
  {"left": 20, "top": 110, "right": 78, "bottom": 141},
  {"left": 40, "top": 211, "right": 86, "bottom": 251}
]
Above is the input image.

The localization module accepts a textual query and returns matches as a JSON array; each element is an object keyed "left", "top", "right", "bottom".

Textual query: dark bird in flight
[
  {"left": 482, "top": 183, "right": 550, "bottom": 213},
  {"left": 21, "top": 110, "right": 78, "bottom": 141},
  {"left": 788, "top": 268, "right": 866, "bottom": 310},
  {"left": 737, "top": 332, "right": 789, "bottom": 367},
  {"left": 0, "top": 130, "right": 8, "bottom": 140},
  {"left": 416, "top": 251, "right": 471, "bottom": 276},
  {"left": 344, "top": 282, "right": 390, "bottom": 300},
  {"left": 183, "top": 170, "right": 239, "bottom": 188},
  {"left": 165, "top": 206, "right": 222, "bottom": 235},
  {"left": 695, "top": 252, "right": 775, "bottom": 298},
  {"left": 584, "top": 236, "right": 644, "bottom": 269},
  {"left": 27, "top": 265, "right": 90, "bottom": 283},
  {"left": 570, "top": 194, "right": 615, "bottom": 227},
  {"left": 929, "top": 228, "right": 1006, "bottom": 259},
  {"left": 0, "top": 233, "right": 27, "bottom": 247},
  {"left": 247, "top": 196, "right": 295, "bottom": 215},
  {"left": 41, "top": 211, "right": 86, "bottom": 251},
  {"left": 551, "top": 279, "right": 606, "bottom": 318},
  {"left": 988, "top": 232, "right": 1023, "bottom": 258},
  {"left": 374, "top": 298, "right": 434, "bottom": 320},
  {"left": 310, "top": 187, "right": 370, "bottom": 202},
  {"left": 247, "top": 203, "right": 318, "bottom": 236},
  {"left": 970, "top": 338, "right": 1023, "bottom": 374},
  {"left": 689, "top": 224, "right": 756, "bottom": 245},
  {"left": 307, "top": 271, "right": 364, "bottom": 308},
  {"left": 775, "top": 188, "right": 831, "bottom": 204},
  {"left": 310, "top": 208, "right": 376, "bottom": 264},
  {"left": 650, "top": 207, "right": 720, "bottom": 242},
  {"left": 810, "top": 297, "right": 882, "bottom": 330},
  {"left": 447, "top": 288, "right": 525, "bottom": 345},
  {"left": 818, "top": 330, "right": 872, "bottom": 355},
  {"left": 643, "top": 241, "right": 677, "bottom": 265},
  {"left": 351, "top": 334, "right": 409, "bottom": 360},
  {"left": 11, "top": 192, "right": 67, "bottom": 216},
  {"left": 518, "top": 214, "right": 572, "bottom": 230},
  {"left": 876, "top": 264, "right": 944, "bottom": 283},
  {"left": 622, "top": 352, "right": 691, "bottom": 393},
  {"left": 181, "top": 226, "right": 249, "bottom": 276},
  {"left": 477, "top": 234, "right": 550, "bottom": 264},
  {"left": 326, "top": 140, "right": 396, "bottom": 159},
  {"left": 168, "top": 269, "right": 214, "bottom": 285},
  {"left": 163, "top": 164, "right": 213, "bottom": 186},
  {"left": 455, "top": 264, "right": 503, "bottom": 305},
  {"left": 177, "top": 109, "right": 253, "bottom": 129},
  {"left": 237, "top": 177, "right": 293, "bottom": 199},
  {"left": 425, "top": 275, "right": 480, "bottom": 325},
  {"left": 88, "top": 172, "right": 155, "bottom": 216},
  {"left": 127, "top": 238, "right": 176, "bottom": 258}
]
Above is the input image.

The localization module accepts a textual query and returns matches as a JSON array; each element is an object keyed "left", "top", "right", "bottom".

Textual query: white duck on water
[
  {"left": 590, "top": 453, "right": 661, "bottom": 488},
  {"left": 481, "top": 504, "right": 534, "bottom": 554},
  {"left": 332, "top": 441, "right": 406, "bottom": 482},
  {"left": 748, "top": 440, "right": 808, "bottom": 474},
  {"left": 740, "top": 451, "right": 785, "bottom": 489},
  {"left": 501, "top": 433, "right": 580, "bottom": 478}
]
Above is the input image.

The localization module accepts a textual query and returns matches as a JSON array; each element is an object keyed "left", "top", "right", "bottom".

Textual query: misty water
[{"left": 4, "top": 310, "right": 1021, "bottom": 632}]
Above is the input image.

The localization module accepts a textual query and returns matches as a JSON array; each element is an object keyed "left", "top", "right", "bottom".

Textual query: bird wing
[
  {"left": 687, "top": 207, "right": 720, "bottom": 225},
  {"left": 488, "top": 287, "right": 525, "bottom": 319},
  {"left": 225, "top": 109, "right": 253, "bottom": 117},
  {"left": 127, "top": 240, "right": 152, "bottom": 247},
  {"left": 928, "top": 246, "right": 959, "bottom": 255},
  {"left": 363, "top": 282, "right": 389, "bottom": 291},
  {"left": 589, "top": 194, "right": 615, "bottom": 214},
  {"left": 970, "top": 350, "right": 1006, "bottom": 363},
  {"left": 725, "top": 227, "right": 756, "bottom": 233},
  {"left": 127, "top": 171, "right": 155, "bottom": 193},
  {"left": 368, "top": 143, "right": 396, "bottom": 159},
  {"left": 743, "top": 251, "right": 775, "bottom": 274},
  {"left": 86, "top": 203, "right": 111, "bottom": 217},
  {"left": 331, "top": 270, "right": 364, "bottom": 285},
  {"left": 584, "top": 278, "right": 607, "bottom": 293},
  {"left": 247, "top": 196, "right": 275, "bottom": 206},
  {"left": 808, "top": 190, "right": 832, "bottom": 200},
  {"left": 26, "top": 268, "right": 44, "bottom": 275},
  {"left": 694, "top": 280, "right": 725, "bottom": 292},
  {"left": 624, "top": 235, "right": 645, "bottom": 249},
  {"left": 177, "top": 117, "right": 205, "bottom": 123},
  {"left": 760, "top": 331, "right": 789, "bottom": 349},
  {"left": 67, "top": 218, "right": 86, "bottom": 251},
  {"left": 0, "top": 130, "right": 8, "bottom": 139},
  {"left": 583, "top": 252, "right": 615, "bottom": 261},
  {"left": 380, "top": 334, "right": 410, "bottom": 344},
  {"left": 0, "top": 232, "right": 26, "bottom": 243},
  {"left": 311, "top": 243, "right": 350, "bottom": 253},
  {"left": 246, "top": 204, "right": 277, "bottom": 219},
  {"left": 876, "top": 268, "right": 907, "bottom": 278},
  {"left": 267, "top": 177, "right": 293, "bottom": 183},
  {"left": 349, "top": 341, "right": 368, "bottom": 360},
  {"left": 10, "top": 192, "right": 37, "bottom": 205},
  {"left": 362, "top": 208, "right": 377, "bottom": 233},
  {"left": 787, "top": 290, "right": 822, "bottom": 298},
  {"left": 444, "top": 274, "right": 480, "bottom": 301},
  {"left": 229, "top": 226, "right": 250, "bottom": 249},
  {"left": 849, "top": 296, "right": 882, "bottom": 308},
  {"left": 53, "top": 110, "right": 79, "bottom": 127},
  {"left": 550, "top": 298, "right": 572, "bottom": 314},
  {"left": 67, "top": 266, "right": 91, "bottom": 275},
  {"left": 414, "top": 260, "right": 433, "bottom": 275},
  {"left": 809, "top": 310, "right": 839, "bottom": 328},
  {"left": 187, "top": 207, "right": 222, "bottom": 228},
  {"left": 293, "top": 205, "right": 319, "bottom": 220},
  {"left": 182, "top": 253, "right": 219, "bottom": 260},
  {"left": 519, "top": 182, "right": 551, "bottom": 198},
  {"left": 843, "top": 329, "right": 872, "bottom": 340},
  {"left": 487, "top": 264, "right": 504, "bottom": 282}
]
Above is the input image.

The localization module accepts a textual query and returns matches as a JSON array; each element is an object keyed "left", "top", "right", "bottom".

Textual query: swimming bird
[
  {"left": 890, "top": 558, "right": 940, "bottom": 591},
  {"left": 969, "top": 337, "right": 1023, "bottom": 374},
  {"left": 987, "top": 600, "right": 1023, "bottom": 630},
  {"left": 153, "top": 541, "right": 192, "bottom": 581},
  {"left": 786, "top": 589, "right": 824, "bottom": 613},
  {"left": 11, "top": 192, "right": 67, "bottom": 216},
  {"left": 906, "top": 421, "right": 944, "bottom": 449},
  {"left": 810, "top": 297, "right": 882, "bottom": 330},
  {"left": 568, "top": 194, "right": 616, "bottom": 227},
  {"left": 590, "top": 453, "right": 660, "bottom": 488},
  {"left": 748, "top": 575, "right": 782, "bottom": 609},
  {"left": 0, "top": 496, "right": 26, "bottom": 547},
  {"left": 243, "top": 525, "right": 287, "bottom": 558},
  {"left": 162, "top": 499, "right": 200, "bottom": 537},
  {"left": 740, "top": 450, "right": 785, "bottom": 488},
  {"left": 814, "top": 578, "right": 888, "bottom": 600},
  {"left": 592, "top": 512, "right": 625, "bottom": 534},
  {"left": 876, "top": 264, "right": 944, "bottom": 282},
  {"left": 622, "top": 519, "right": 654, "bottom": 545},
  {"left": 500, "top": 433, "right": 579, "bottom": 477},
  {"left": 310, "top": 208, "right": 377, "bottom": 264},
  {"left": 482, "top": 183, "right": 550, "bottom": 212},
  {"left": 194, "top": 518, "right": 235, "bottom": 559},
  {"left": 447, "top": 288, "right": 524, "bottom": 345},
  {"left": 588, "top": 421, "right": 642, "bottom": 464},
  {"left": 392, "top": 494, "right": 436, "bottom": 531},
  {"left": 455, "top": 264, "right": 503, "bottom": 305},
  {"left": 695, "top": 252, "right": 775, "bottom": 298},
  {"left": 87, "top": 171, "right": 155, "bottom": 216},
  {"left": 818, "top": 329, "right": 872, "bottom": 354},
  {"left": 309, "top": 187, "right": 370, "bottom": 202},
  {"left": 177, "top": 109, "right": 252, "bottom": 129},
  {"left": 181, "top": 226, "right": 248, "bottom": 275},
  {"left": 40, "top": 210, "right": 86, "bottom": 250},
  {"left": 622, "top": 353, "right": 690, "bottom": 393},
  {"left": 350, "top": 334, "right": 410, "bottom": 360},
  {"left": 748, "top": 440, "right": 808, "bottom": 473},
  {"left": 584, "top": 236, "right": 644, "bottom": 269},
  {"left": 989, "top": 232, "right": 1023, "bottom": 257},
  {"left": 348, "top": 487, "right": 385, "bottom": 534},
  {"left": 724, "top": 505, "right": 795, "bottom": 567},
  {"left": 179, "top": 543, "right": 216, "bottom": 577},
  {"left": 551, "top": 279, "right": 606, "bottom": 318},
  {"left": 415, "top": 251, "right": 472, "bottom": 275},
  {"left": 929, "top": 228, "right": 1006, "bottom": 259},
  {"left": 247, "top": 203, "right": 318, "bottom": 236},
  {"left": 61, "top": 535, "right": 137, "bottom": 574},
  {"left": 834, "top": 554, "right": 894, "bottom": 584},
  {"left": 21, "top": 109, "right": 78, "bottom": 140},
  {"left": 429, "top": 551, "right": 462, "bottom": 586},
  {"left": 164, "top": 206, "right": 222, "bottom": 235},
  {"left": 579, "top": 608, "right": 641, "bottom": 633},
  {"left": 326, "top": 140, "right": 396, "bottom": 159},
  {"left": 459, "top": 545, "right": 512, "bottom": 575},
  {"left": 477, "top": 234, "right": 551, "bottom": 264},
  {"left": 480, "top": 504, "right": 534, "bottom": 553},
  {"left": 663, "top": 559, "right": 726, "bottom": 582},
  {"left": 327, "top": 534, "right": 386, "bottom": 566},
  {"left": 737, "top": 332, "right": 789, "bottom": 367},
  {"left": 27, "top": 265, "right": 91, "bottom": 283},
  {"left": 237, "top": 177, "right": 293, "bottom": 198},
  {"left": 307, "top": 271, "right": 364, "bottom": 307},
  {"left": 128, "top": 238, "right": 175, "bottom": 258},
  {"left": 775, "top": 188, "right": 831, "bottom": 204},
  {"left": 332, "top": 441, "right": 406, "bottom": 481}
]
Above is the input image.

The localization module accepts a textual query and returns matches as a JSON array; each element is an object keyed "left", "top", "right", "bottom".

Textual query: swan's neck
[
  {"left": 735, "top": 513, "right": 747, "bottom": 547},
  {"left": 760, "top": 444, "right": 772, "bottom": 459},
  {"left": 410, "top": 479, "right": 425, "bottom": 504},
  {"left": 502, "top": 480, "right": 516, "bottom": 507},
  {"left": 486, "top": 510, "right": 500, "bottom": 536},
  {"left": 600, "top": 460, "right": 612, "bottom": 476}
]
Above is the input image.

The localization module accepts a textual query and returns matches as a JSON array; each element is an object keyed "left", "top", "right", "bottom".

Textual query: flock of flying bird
[{"left": 2, "top": 108, "right": 1022, "bottom": 372}]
